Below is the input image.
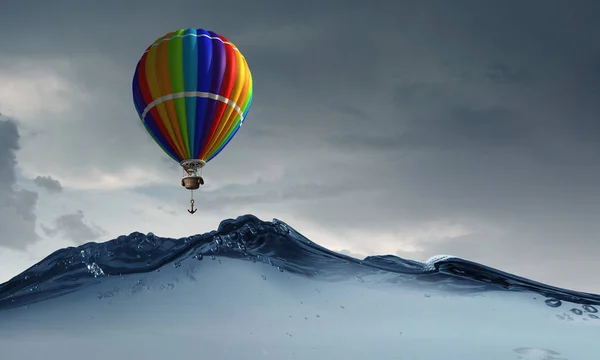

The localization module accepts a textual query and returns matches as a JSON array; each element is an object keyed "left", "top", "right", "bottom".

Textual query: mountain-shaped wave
[{"left": 1, "top": 214, "right": 598, "bottom": 310}]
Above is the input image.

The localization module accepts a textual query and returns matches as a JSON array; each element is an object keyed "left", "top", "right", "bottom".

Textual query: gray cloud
[
  {"left": 34, "top": 175, "right": 62, "bottom": 193},
  {"left": 0, "top": 117, "right": 39, "bottom": 249},
  {"left": 41, "top": 210, "right": 106, "bottom": 244},
  {"left": 485, "top": 63, "right": 530, "bottom": 84},
  {"left": 1, "top": 0, "right": 599, "bottom": 291}
]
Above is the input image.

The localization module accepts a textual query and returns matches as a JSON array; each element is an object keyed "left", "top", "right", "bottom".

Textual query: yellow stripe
[
  {"left": 156, "top": 33, "right": 187, "bottom": 157},
  {"left": 145, "top": 36, "right": 185, "bottom": 157}
]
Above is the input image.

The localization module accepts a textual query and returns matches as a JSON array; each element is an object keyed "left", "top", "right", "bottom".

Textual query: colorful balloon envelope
[{"left": 132, "top": 28, "right": 253, "bottom": 200}]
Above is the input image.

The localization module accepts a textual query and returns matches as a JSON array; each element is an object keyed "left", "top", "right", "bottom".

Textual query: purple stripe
[{"left": 198, "top": 31, "right": 226, "bottom": 154}]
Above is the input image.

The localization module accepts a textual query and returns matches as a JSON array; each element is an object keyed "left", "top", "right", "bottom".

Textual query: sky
[{"left": 0, "top": 0, "right": 599, "bottom": 293}]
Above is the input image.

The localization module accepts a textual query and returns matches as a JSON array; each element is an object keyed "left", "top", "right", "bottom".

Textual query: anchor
[{"left": 188, "top": 199, "right": 197, "bottom": 214}]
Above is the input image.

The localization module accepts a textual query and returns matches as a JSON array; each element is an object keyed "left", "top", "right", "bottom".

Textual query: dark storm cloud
[
  {"left": 485, "top": 64, "right": 529, "bottom": 84},
  {"left": 41, "top": 210, "right": 106, "bottom": 243},
  {"left": 0, "top": 118, "right": 39, "bottom": 249},
  {"left": 1, "top": 0, "right": 600, "bottom": 291},
  {"left": 34, "top": 175, "right": 63, "bottom": 193},
  {"left": 331, "top": 105, "right": 530, "bottom": 152}
]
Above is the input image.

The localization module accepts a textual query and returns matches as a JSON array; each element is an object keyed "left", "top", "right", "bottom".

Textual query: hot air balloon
[{"left": 132, "top": 28, "right": 253, "bottom": 214}]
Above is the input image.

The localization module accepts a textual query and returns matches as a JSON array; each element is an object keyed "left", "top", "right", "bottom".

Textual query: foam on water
[{"left": 0, "top": 214, "right": 598, "bottom": 359}]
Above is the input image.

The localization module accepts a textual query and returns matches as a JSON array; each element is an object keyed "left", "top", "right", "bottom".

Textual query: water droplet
[
  {"left": 278, "top": 266, "right": 284, "bottom": 272},
  {"left": 583, "top": 305, "right": 598, "bottom": 313},
  {"left": 147, "top": 232, "right": 155, "bottom": 239},
  {"left": 544, "top": 298, "right": 562, "bottom": 308},
  {"left": 210, "top": 255, "right": 216, "bottom": 260},
  {"left": 570, "top": 308, "right": 583, "bottom": 315},
  {"left": 261, "top": 275, "right": 267, "bottom": 280},
  {"left": 194, "top": 253, "right": 204, "bottom": 261},
  {"left": 210, "top": 244, "right": 219, "bottom": 254},
  {"left": 87, "top": 263, "right": 105, "bottom": 277},
  {"left": 173, "top": 261, "right": 182, "bottom": 268},
  {"left": 278, "top": 223, "right": 289, "bottom": 234},
  {"left": 248, "top": 225, "right": 258, "bottom": 236}
]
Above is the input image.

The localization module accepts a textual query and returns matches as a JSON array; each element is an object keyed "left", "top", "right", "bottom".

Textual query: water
[{"left": 0, "top": 214, "right": 598, "bottom": 359}]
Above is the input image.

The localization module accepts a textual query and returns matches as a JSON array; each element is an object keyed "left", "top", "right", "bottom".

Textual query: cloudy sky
[{"left": 0, "top": 0, "right": 599, "bottom": 293}]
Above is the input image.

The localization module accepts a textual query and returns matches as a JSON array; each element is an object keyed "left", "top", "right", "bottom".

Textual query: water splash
[
  {"left": 0, "top": 214, "right": 597, "bottom": 359},
  {"left": 1, "top": 214, "right": 598, "bottom": 311}
]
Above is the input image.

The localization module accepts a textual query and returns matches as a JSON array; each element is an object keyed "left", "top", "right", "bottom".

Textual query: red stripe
[{"left": 137, "top": 53, "right": 182, "bottom": 159}]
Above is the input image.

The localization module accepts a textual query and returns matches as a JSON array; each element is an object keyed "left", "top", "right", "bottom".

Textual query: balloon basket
[
  {"left": 179, "top": 159, "right": 206, "bottom": 191},
  {"left": 181, "top": 176, "right": 204, "bottom": 190}
]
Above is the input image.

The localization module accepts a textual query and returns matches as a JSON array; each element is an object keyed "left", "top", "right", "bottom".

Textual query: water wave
[{"left": 1, "top": 214, "right": 598, "bottom": 311}]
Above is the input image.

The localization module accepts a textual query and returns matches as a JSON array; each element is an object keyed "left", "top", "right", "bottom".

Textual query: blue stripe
[
  {"left": 193, "top": 28, "right": 212, "bottom": 159},
  {"left": 183, "top": 28, "right": 198, "bottom": 157},
  {"left": 131, "top": 65, "right": 144, "bottom": 117},
  {"left": 198, "top": 31, "right": 226, "bottom": 157}
]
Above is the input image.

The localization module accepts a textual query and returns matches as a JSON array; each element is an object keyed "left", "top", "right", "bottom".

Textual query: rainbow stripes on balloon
[{"left": 132, "top": 28, "right": 253, "bottom": 164}]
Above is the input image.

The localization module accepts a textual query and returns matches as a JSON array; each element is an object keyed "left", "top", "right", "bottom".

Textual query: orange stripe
[
  {"left": 145, "top": 35, "right": 186, "bottom": 157},
  {"left": 206, "top": 57, "right": 251, "bottom": 156},
  {"left": 156, "top": 32, "right": 187, "bottom": 157}
]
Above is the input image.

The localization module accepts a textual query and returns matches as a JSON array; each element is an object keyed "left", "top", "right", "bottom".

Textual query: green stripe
[
  {"left": 240, "top": 82, "right": 253, "bottom": 114},
  {"left": 168, "top": 29, "right": 190, "bottom": 156}
]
